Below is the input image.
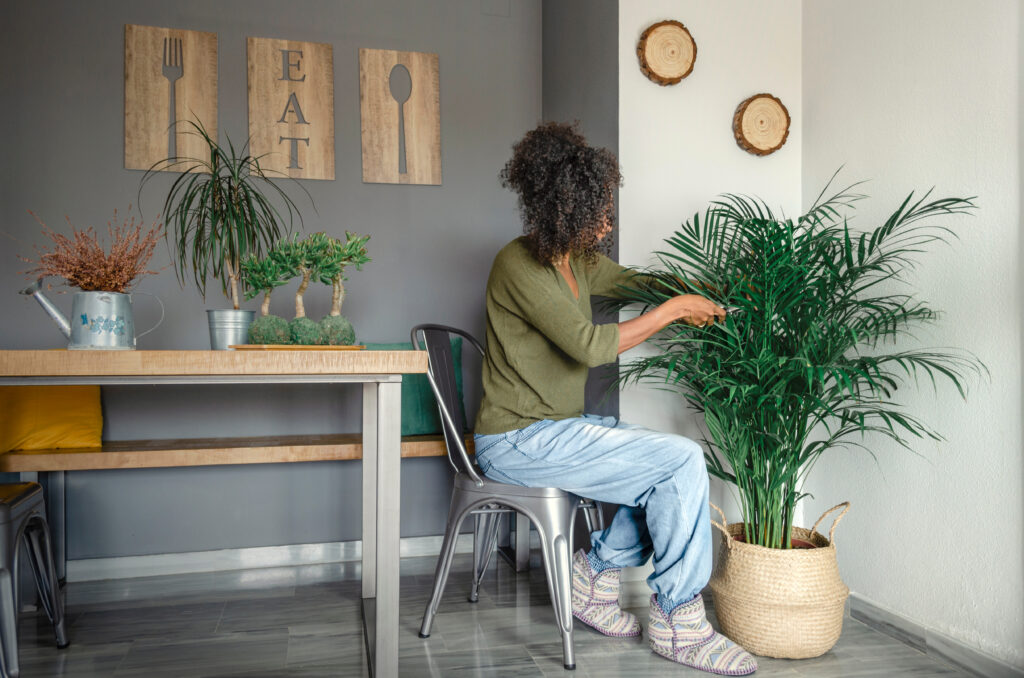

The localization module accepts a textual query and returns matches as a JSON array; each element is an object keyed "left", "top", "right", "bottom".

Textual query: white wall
[
  {"left": 617, "top": 0, "right": 1023, "bottom": 667},
  {"left": 617, "top": 0, "right": 803, "bottom": 508},
  {"left": 616, "top": 0, "right": 803, "bottom": 589},
  {"left": 802, "top": 0, "right": 1023, "bottom": 667}
]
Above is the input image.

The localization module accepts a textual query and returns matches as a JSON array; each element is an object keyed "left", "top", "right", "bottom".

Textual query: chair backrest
[{"left": 410, "top": 324, "right": 486, "bottom": 484}]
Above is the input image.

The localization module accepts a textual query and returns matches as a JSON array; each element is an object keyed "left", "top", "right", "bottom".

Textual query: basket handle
[
  {"left": 708, "top": 502, "right": 733, "bottom": 548},
  {"left": 810, "top": 502, "right": 851, "bottom": 545}
]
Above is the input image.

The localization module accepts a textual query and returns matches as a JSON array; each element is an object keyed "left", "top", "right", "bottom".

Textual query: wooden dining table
[{"left": 0, "top": 349, "right": 428, "bottom": 677}]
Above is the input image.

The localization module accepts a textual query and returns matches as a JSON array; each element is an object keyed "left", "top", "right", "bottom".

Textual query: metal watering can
[{"left": 20, "top": 278, "right": 164, "bottom": 350}]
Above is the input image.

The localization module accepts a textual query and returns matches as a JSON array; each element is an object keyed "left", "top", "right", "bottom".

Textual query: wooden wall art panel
[
  {"left": 359, "top": 48, "right": 441, "bottom": 185},
  {"left": 733, "top": 93, "right": 790, "bottom": 156},
  {"left": 637, "top": 20, "right": 696, "bottom": 86},
  {"left": 247, "top": 37, "right": 335, "bottom": 181},
  {"left": 124, "top": 24, "right": 218, "bottom": 171}
]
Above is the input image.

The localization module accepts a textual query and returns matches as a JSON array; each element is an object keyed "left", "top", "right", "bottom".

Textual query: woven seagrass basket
[{"left": 708, "top": 502, "right": 850, "bottom": 659}]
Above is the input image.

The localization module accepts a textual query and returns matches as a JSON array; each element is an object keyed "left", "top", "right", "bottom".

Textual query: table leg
[
  {"left": 361, "top": 383, "right": 378, "bottom": 600},
  {"left": 497, "top": 511, "right": 532, "bottom": 573},
  {"left": 374, "top": 380, "right": 401, "bottom": 677},
  {"left": 41, "top": 471, "right": 66, "bottom": 585}
]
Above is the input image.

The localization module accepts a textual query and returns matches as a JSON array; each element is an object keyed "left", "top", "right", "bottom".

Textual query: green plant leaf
[
  {"left": 138, "top": 119, "right": 310, "bottom": 302},
  {"left": 613, "top": 176, "right": 983, "bottom": 548}
]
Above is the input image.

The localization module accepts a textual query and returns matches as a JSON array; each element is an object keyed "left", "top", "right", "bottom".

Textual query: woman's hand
[
  {"left": 617, "top": 294, "right": 726, "bottom": 353},
  {"left": 659, "top": 294, "right": 727, "bottom": 327}
]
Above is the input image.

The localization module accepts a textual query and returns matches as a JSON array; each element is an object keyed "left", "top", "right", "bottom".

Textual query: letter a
[{"left": 279, "top": 93, "right": 310, "bottom": 124}]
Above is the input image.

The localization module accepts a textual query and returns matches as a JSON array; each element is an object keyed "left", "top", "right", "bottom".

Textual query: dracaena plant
[
  {"left": 617, "top": 177, "right": 983, "bottom": 549},
  {"left": 141, "top": 121, "right": 308, "bottom": 309}
]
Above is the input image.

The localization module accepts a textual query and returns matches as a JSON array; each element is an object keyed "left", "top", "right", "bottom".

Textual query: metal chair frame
[
  {"left": 412, "top": 324, "right": 604, "bottom": 670},
  {"left": 0, "top": 483, "right": 68, "bottom": 678}
]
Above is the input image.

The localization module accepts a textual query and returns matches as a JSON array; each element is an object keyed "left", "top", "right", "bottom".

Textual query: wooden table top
[{"left": 0, "top": 350, "right": 428, "bottom": 377}]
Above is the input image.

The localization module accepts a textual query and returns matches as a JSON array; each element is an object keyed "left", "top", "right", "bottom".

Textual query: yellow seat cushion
[{"left": 0, "top": 386, "right": 102, "bottom": 452}]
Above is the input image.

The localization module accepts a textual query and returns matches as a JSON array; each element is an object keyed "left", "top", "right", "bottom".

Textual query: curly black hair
[{"left": 500, "top": 122, "right": 622, "bottom": 264}]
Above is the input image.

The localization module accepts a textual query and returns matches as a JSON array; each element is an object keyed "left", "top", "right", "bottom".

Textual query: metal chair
[
  {"left": 412, "top": 324, "right": 604, "bottom": 671},
  {"left": 0, "top": 483, "right": 68, "bottom": 678}
]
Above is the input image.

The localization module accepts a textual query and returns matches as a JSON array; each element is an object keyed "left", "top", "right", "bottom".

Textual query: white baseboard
[
  {"left": 620, "top": 577, "right": 654, "bottom": 609},
  {"left": 620, "top": 585, "right": 1023, "bottom": 675},
  {"left": 67, "top": 534, "right": 476, "bottom": 582},
  {"left": 849, "top": 594, "right": 1024, "bottom": 678},
  {"left": 618, "top": 561, "right": 654, "bottom": 608}
]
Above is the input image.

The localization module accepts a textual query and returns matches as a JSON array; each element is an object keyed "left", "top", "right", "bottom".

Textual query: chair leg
[
  {"left": 534, "top": 497, "right": 577, "bottom": 671},
  {"left": 25, "top": 519, "right": 67, "bottom": 648},
  {"left": 469, "top": 510, "right": 501, "bottom": 603},
  {"left": 419, "top": 491, "right": 475, "bottom": 638},
  {"left": 23, "top": 529, "right": 49, "bottom": 620},
  {"left": 0, "top": 568, "right": 18, "bottom": 678}
]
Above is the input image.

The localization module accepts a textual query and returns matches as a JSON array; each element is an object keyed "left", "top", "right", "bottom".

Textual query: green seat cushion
[{"left": 364, "top": 339, "right": 466, "bottom": 437}]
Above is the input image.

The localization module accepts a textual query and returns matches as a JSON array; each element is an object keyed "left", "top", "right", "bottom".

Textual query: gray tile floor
[{"left": 16, "top": 552, "right": 969, "bottom": 677}]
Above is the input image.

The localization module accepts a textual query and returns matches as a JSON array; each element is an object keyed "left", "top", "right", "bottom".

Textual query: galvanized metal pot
[{"left": 207, "top": 309, "right": 255, "bottom": 350}]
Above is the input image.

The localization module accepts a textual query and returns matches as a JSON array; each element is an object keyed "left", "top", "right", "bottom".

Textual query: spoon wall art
[
  {"left": 388, "top": 64, "right": 412, "bottom": 175},
  {"left": 359, "top": 48, "right": 441, "bottom": 185}
]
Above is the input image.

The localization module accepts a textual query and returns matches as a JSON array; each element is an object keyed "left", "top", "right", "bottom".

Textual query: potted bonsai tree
[
  {"left": 267, "top": 232, "right": 371, "bottom": 345},
  {"left": 240, "top": 250, "right": 290, "bottom": 344},
  {"left": 316, "top": 231, "right": 370, "bottom": 345},
  {"left": 236, "top": 232, "right": 371, "bottom": 346},
  {"left": 616, "top": 177, "right": 981, "bottom": 658},
  {"left": 273, "top": 233, "right": 321, "bottom": 345},
  {"left": 141, "top": 121, "right": 307, "bottom": 349}
]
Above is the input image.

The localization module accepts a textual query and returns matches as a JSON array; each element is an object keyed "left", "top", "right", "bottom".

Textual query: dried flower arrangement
[{"left": 22, "top": 207, "right": 163, "bottom": 293}]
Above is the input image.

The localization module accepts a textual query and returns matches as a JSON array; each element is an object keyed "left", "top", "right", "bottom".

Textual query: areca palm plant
[{"left": 618, "top": 179, "right": 982, "bottom": 549}]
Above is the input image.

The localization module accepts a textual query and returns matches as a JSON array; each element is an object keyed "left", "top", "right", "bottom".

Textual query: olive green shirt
[{"left": 474, "top": 237, "right": 638, "bottom": 435}]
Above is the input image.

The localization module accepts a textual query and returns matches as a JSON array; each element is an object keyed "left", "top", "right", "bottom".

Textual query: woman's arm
[{"left": 617, "top": 294, "right": 726, "bottom": 354}]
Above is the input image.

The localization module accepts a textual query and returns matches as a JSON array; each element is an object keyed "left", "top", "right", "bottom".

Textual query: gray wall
[
  {"left": 1, "top": 0, "right": 541, "bottom": 558},
  {"left": 542, "top": 0, "right": 620, "bottom": 418},
  {"left": 543, "top": 0, "right": 618, "bottom": 153},
  {"left": 542, "top": 0, "right": 619, "bottom": 544}
]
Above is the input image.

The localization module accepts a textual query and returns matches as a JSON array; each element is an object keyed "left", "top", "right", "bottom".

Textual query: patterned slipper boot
[
  {"left": 571, "top": 549, "right": 641, "bottom": 637},
  {"left": 648, "top": 593, "right": 757, "bottom": 676}
]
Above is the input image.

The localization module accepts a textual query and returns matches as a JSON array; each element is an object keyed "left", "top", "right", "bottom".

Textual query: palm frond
[{"left": 616, "top": 175, "right": 982, "bottom": 548}]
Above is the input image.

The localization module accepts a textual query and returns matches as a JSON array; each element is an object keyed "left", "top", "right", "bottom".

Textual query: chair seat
[
  {"left": 0, "top": 484, "right": 41, "bottom": 506},
  {"left": 454, "top": 471, "right": 569, "bottom": 499}
]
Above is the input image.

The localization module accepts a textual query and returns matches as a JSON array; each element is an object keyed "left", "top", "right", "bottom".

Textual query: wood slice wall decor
[
  {"left": 247, "top": 37, "right": 335, "bottom": 180},
  {"left": 359, "top": 48, "right": 441, "bottom": 185},
  {"left": 637, "top": 20, "right": 696, "bottom": 86},
  {"left": 733, "top": 93, "right": 790, "bottom": 156},
  {"left": 124, "top": 25, "right": 217, "bottom": 171}
]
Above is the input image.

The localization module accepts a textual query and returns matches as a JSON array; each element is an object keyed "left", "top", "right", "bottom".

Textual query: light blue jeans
[{"left": 474, "top": 414, "right": 711, "bottom": 606}]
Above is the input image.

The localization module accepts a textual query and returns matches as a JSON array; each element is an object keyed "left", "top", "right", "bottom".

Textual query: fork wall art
[
  {"left": 247, "top": 37, "right": 335, "bottom": 181},
  {"left": 124, "top": 24, "right": 218, "bottom": 171}
]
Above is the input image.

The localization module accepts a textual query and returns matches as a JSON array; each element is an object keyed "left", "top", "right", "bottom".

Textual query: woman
[{"left": 473, "top": 123, "right": 757, "bottom": 676}]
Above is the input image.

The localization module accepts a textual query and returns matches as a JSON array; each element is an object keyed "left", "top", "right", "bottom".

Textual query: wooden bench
[{"left": 0, "top": 434, "right": 474, "bottom": 472}]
